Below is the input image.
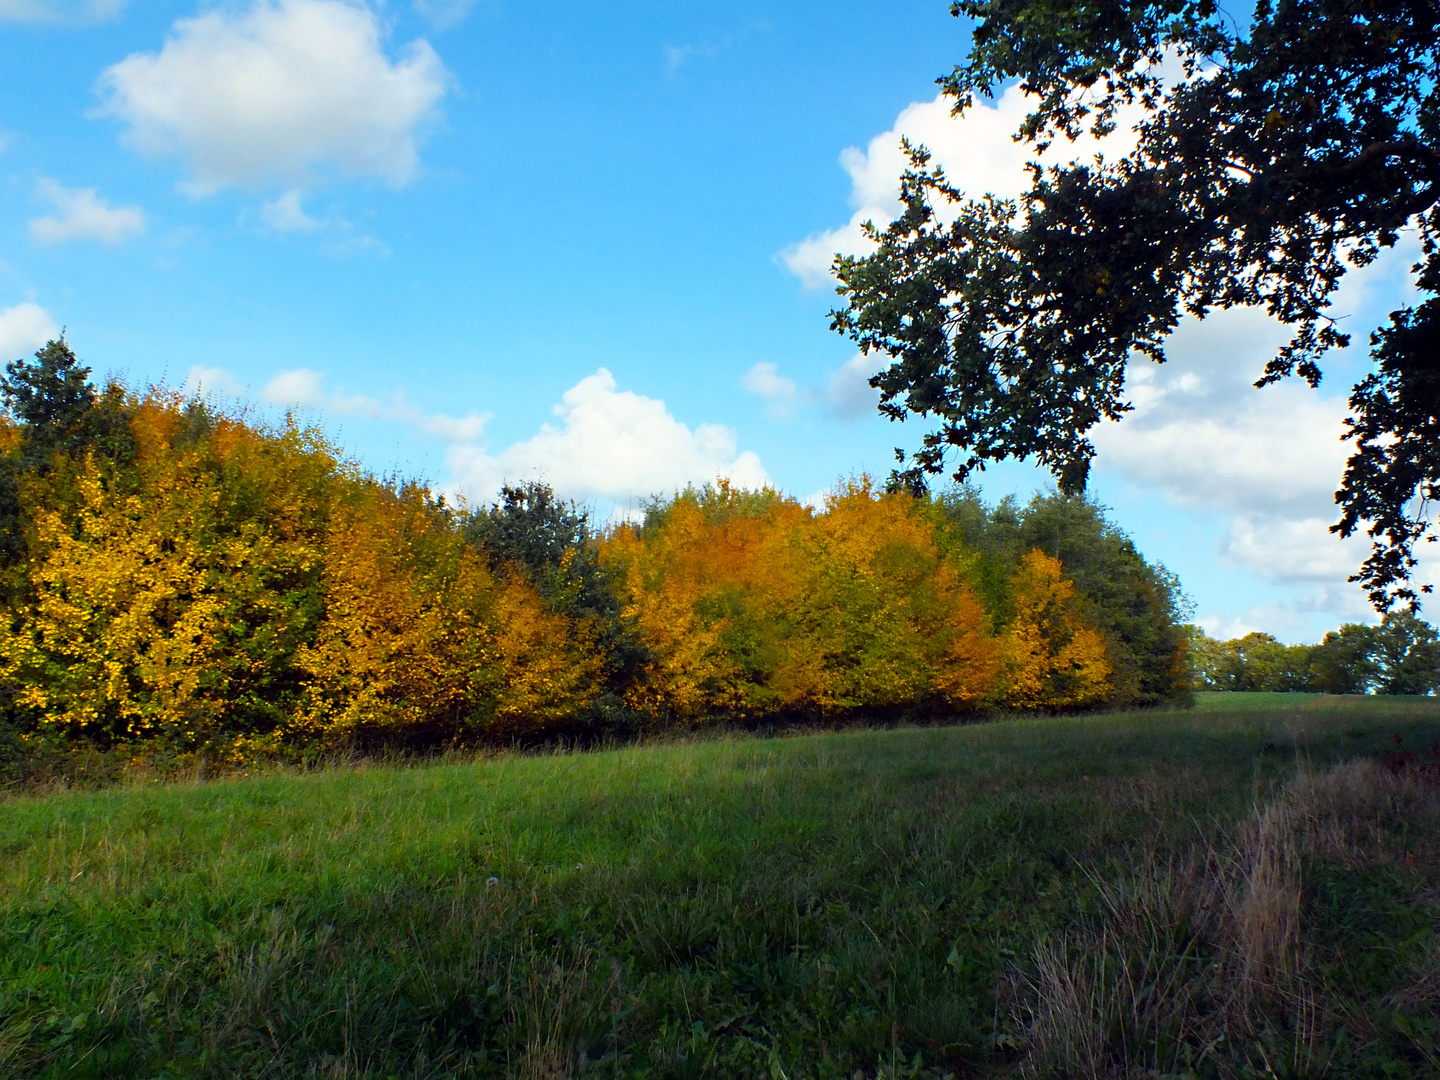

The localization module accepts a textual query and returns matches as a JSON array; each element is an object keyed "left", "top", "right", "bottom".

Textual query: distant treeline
[
  {"left": 1191, "top": 616, "right": 1440, "bottom": 696},
  {"left": 0, "top": 342, "right": 1189, "bottom": 770}
]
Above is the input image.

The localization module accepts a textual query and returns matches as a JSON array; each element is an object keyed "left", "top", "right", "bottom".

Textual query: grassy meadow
[{"left": 4, "top": 696, "right": 1440, "bottom": 1078}]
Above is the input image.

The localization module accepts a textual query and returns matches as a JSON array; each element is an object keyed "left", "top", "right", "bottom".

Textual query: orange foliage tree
[
  {"left": 600, "top": 480, "right": 1015, "bottom": 722},
  {"left": 0, "top": 390, "right": 603, "bottom": 755}
]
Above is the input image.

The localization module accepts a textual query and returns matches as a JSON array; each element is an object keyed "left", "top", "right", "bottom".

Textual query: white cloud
[
  {"left": 261, "top": 367, "right": 485, "bottom": 442},
  {"left": 1196, "top": 594, "right": 1374, "bottom": 643},
  {"left": 30, "top": 179, "right": 145, "bottom": 245},
  {"left": 1086, "top": 245, "right": 1434, "bottom": 618},
  {"left": 182, "top": 365, "right": 247, "bottom": 399},
  {"left": 1218, "top": 516, "right": 1366, "bottom": 586},
  {"left": 414, "top": 0, "right": 476, "bottom": 30},
  {"left": 96, "top": 0, "right": 450, "bottom": 194},
  {"left": 741, "top": 361, "right": 797, "bottom": 419},
  {"left": 1090, "top": 306, "right": 1359, "bottom": 591},
  {"left": 823, "top": 353, "right": 880, "bottom": 421},
  {"left": 741, "top": 361, "right": 797, "bottom": 401},
  {"left": 1094, "top": 383, "right": 1350, "bottom": 519},
  {"left": 259, "top": 189, "right": 318, "bottom": 232},
  {"left": 739, "top": 354, "right": 880, "bottom": 424},
  {"left": 0, "top": 0, "right": 122, "bottom": 23},
  {"left": 262, "top": 368, "right": 324, "bottom": 404},
  {"left": 781, "top": 84, "right": 1139, "bottom": 288},
  {"left": 254, "top": 190, "right": 384, "bottom": 253},
  {"left": 1094, "top": 390, "right": 1349, "bottom": 519},
  {"left": 448, "top": 368, "right": 769, "bottom": 503},
  {"left": 0, "top": 302, "right": 60, "bottom": 359}
]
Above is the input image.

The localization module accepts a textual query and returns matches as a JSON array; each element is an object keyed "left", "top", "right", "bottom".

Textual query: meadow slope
[{"left": 3, "top": 696, "right": 1439, "bottom": 1078}]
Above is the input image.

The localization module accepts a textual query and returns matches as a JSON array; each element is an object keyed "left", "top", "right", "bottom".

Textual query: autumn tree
[
  {"left": 0, "top": 340, "right": 138, "bottom": 570},
  {"left": 0, "top": 338, "right": 1169, "bottom": 763},
  {"left": 832, "top": 0, "right": 1440, "bottom": 609},
  {"left": 0, "top": 399, "right": 334, "bottom": 747},
  {"left": 809, "top": 480, "right": 1000, "bottom": 710},
  {"left": 600, "top": 486, "right": 803, "bottom": 721},
  {"left": 997, "top": 549, "right": 1111, "bottom": 708},
  {"left": 464, "top": 481, "right": 647, "bottom": 728},
  {"left": 603, "top": 481, "right": 1020, "bottom": 720},
  {"left": 0, "top": 362, "right": 607, "bottom": 756},
  {"left": 301, "top": 482, "right": 600, "bottom": 745},
  {"left": 939, "top": 488, "right": 1190, "bottom": 705}
]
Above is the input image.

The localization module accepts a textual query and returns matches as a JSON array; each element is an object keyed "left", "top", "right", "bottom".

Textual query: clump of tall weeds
[{"left": 1011, "top": 755, "right": 1440, "bottom": 1078}]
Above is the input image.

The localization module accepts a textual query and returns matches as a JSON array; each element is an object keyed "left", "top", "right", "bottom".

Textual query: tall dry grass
[{"left": 1014, "top": 757, "right": 1440, "bottom": 1078}]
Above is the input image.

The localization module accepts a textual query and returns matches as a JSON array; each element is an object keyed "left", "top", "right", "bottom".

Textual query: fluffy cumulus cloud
[
  {"left": 30, "top": 179, "right": 145, "bottom": 244},
  {"left": 0, "top": 0, "right": 122, "bottom": 23},
  {"left": 182, "top": 365, "right": 247, "bottom": 399},
  {"left": 449, "top": 368, "right": 769, "bottom": 504},
  {"left": 781, "top": 84, "right": 1138, "bottom": 288},
  {"left": 189, "top": 364, "right": 763, "bottom": 508},
  {"left": 1216, "top": 516, "right": 1367, "bottom": 588},
  {"left": 1092, "top": 308, "right": 1348, "bottom": 522},
  {"left": 1093, "top": 323, "right": 1360, "bottom": 598},
  {"left": 0, "top": 302, "right": 60, "bottom": 359},
  {"left": 96, "top": 0, "right": 450, "bottom": 194},
  {"left": 741, "top": 361, "right": 798, "bottom": 419},
  {"left": 740, "top": 361, "right": 796, "bottom": 402}
]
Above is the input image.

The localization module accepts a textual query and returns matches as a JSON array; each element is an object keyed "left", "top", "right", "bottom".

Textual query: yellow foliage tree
[
  {"left": 807, "top": 480, "right": 999, "bottom": 710},
  {"left": 0, "top": 400, "right": 332, "bottom": 744},
  {"left": 297, "top": 483, "right": 600, "bottom": 743},
  {"left": 997, "top": 549, "right": 1112, "bottom": 709}
]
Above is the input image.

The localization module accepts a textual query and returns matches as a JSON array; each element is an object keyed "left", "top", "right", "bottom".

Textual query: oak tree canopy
[{"left": 831, "top": 0, "right": 1439, "bottom": 609}]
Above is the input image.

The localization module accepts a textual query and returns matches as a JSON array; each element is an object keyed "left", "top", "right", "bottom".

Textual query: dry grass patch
[{"left": 1013, "top": 757, "right": 1440, "bottom": 1078}]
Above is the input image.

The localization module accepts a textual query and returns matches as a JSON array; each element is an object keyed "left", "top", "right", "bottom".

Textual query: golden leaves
[
  {"left": 0, "top": 393, "right": 1116, "bottom": 752},
  {"left": 998, "top": 550, "right": 1112, "bottom": 710},
  {"left": 601, "top": 479, "right": 1110, "bottom": 719}
]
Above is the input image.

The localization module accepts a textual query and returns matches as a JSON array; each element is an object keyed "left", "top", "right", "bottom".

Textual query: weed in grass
[{"left": 1228, "top": 795, "right": 1302, "bottom": 998}]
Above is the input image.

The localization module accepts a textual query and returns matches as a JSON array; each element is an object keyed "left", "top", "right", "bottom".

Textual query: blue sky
[{"left": 0, "top": 0, "right": 1426, "bottom": 642}]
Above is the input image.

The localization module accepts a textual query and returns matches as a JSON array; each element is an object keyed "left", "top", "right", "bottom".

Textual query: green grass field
[{"left": 4, "top": 697, "right": 1439, "bottom": 1079}]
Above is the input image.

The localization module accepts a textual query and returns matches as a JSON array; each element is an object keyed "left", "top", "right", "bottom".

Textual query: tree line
[
  {"left": 0, "top": 342, "right": 1191, "bottom": 773},
  {"left": 1191, "top": 614, "right": 1440, "bottom": 695}
]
